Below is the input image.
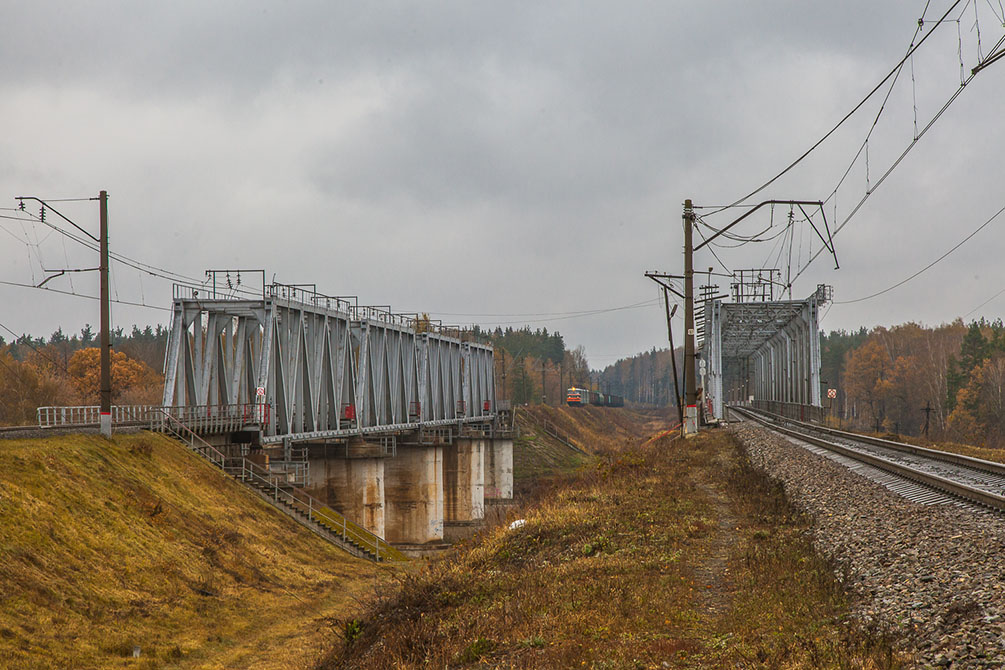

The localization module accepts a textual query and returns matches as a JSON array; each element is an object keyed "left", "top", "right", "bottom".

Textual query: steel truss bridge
[
  {"left": 162, "top": 281, "right": 496, "bottom": 446},
  {"left": 701, "top": 284, "right": 832, "bottom": 421}
]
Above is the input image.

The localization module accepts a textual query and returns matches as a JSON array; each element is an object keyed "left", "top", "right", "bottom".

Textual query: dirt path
[{"left": 318, "top": 425, "right": 903, "bottom": 669}]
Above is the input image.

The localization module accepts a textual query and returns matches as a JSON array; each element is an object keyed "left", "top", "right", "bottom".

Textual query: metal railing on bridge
[
  {"left": 750, "top": 399, "right": 825, "bottom": 424},
  {"left": 38, "top": 403, "right": 270, "bottom": 434}
]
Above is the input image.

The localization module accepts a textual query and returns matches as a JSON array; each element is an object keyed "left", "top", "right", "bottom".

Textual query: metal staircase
[{"left": 153, "top": 410, "right": 407, "bottom": 563}]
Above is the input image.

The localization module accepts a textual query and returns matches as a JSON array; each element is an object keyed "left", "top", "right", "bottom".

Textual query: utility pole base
[
  {"left": 684, "top": 406, "right": 698, "bottom": 437},
  {"left": 100, "top": 413, "right": 112, "bottom": 437}
]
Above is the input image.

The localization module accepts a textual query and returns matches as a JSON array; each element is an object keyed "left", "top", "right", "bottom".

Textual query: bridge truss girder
[
  {"left": 701, "top": 285, "right": 828, "bottom": 420},
  {"left": 162, "top": 295, "right": 495, "bottom": 444}
]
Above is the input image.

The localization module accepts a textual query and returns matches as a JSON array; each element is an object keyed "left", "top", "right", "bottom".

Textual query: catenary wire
[
  {"left": 426, "top": 298, "right": 657, "bottom": 318},
  {"left": 792, "top": 31, "right": 1005, "bottom": 282},
  {"left": 704, "top": 0, "right": 953, "bottom": 216},
  {"left": 459, "top": 299, "right": 661, "bottom": 327},
  {"left": 0, "top": 278, "right": 171, "bottom": 312},
  {"left": 834, "top": 200, "right": 1005, "bottom": 304}
]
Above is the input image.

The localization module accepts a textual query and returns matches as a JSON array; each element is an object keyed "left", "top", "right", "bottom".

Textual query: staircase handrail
[{"left": 153, "top": 408, "right": 405, "bottom": 562}]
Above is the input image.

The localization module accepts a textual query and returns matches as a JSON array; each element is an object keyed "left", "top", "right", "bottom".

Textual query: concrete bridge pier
[
  {"left": 306, "top": 442, "right": 385, "bottom": 538},
  {"left": 484, "top": 438, "right": 513, "bottom": 500},
  {"left": 483, "top": 437, "right": 515, "bottom": 526},
  {"left": 384, "top": 444, "right": 445, "bottom": 548},
  {"left": 443, "top": 437, "right": 485, "bottom": 541}
]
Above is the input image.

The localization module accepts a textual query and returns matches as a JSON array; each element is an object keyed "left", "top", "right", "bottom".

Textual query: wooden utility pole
[
  {"left": 922, "top": 400, "right": 932, "bottom": 437},
  {"left": 662, "top": 287, "right": 684, "bottom": 428},
  {"left": 683, "top": 199, "right": 698, "bottom": 436},
  {"left": 541, "top": 360, "right": 547, "bottom": 405},
  {"left": 499, "top": 348, "right": 507, "bottom": 403},
  {"left": 99, "top": 190, "right": 112, "bottom": 437}
]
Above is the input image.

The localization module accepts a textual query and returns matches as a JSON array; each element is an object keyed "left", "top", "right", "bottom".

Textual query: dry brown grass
[
  {"left": 0, "top": 432, "right": 387, "bottom": 669},
  {"left": 318, "top": 417, "right": 907, "bottom": 669}
]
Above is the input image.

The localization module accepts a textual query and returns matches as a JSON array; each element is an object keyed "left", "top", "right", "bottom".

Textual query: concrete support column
[
  {"left": 444, "top": 438, "right": 485, "bottom": 522},
  {"left": 307, "top": 456, "right": 385, "bottom": 537},
  {"left": 484, "top": 438, "right": 513, "bottom": 500},
  {"left": 384, "top": 445, "right": 444, "bottom": 545}
]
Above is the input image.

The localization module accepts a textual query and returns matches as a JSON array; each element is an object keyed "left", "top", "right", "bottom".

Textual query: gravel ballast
[{"left": 731, "top": 422, "right": 1005, "bottom": 670}]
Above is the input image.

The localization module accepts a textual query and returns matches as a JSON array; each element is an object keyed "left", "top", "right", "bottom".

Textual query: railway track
[
  {"left": 0, "top": 424, "right": 56, "bottom": 438},
  {"left": 730, "top": 405, "right": 1005, "bottom": 513},
  {"left": 0, "top": 423, "right": 144, "bottom": 439}
]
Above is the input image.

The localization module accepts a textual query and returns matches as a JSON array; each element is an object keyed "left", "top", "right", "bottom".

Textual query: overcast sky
[{"left": 2, "top": 1, "right": 1004, "bottom": 369}]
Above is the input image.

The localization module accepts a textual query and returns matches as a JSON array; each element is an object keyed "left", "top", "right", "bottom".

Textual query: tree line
[
  {"left": 0, "top": 325, "right": 168, "bottom": 425},
  {"left": 0, "top": 322, "right": 594, "bottom": 423},
  {"left": 479, "top": 326, "right": 591, "bottom": 405},
  {"left": 831, "top": 319, "right": 1005, "bottom": 447},
  {"left": 595, "top": 348, "right": 681, "bottom": 407}
]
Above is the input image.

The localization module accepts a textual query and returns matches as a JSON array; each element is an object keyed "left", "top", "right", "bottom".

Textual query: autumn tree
[
  {"left": 946, "top": 322, "right": 989, "bottom": 413},
  {"left": 66, "top": 348, "right": 163, "bottom": 405},
  {"left": 0, "top": 351, "right": 78, "bottom": 425},
  {"left": 844, "top": 338, "right": 891, "bottom": 429}
]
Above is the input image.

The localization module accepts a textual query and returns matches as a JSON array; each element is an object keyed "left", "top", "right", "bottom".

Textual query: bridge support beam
[
  {"left": 443, "top": 438, "right": 485, "bottom": 541},
  {"left": 384, "top": 445, "right": 444, "bottom": 545}
]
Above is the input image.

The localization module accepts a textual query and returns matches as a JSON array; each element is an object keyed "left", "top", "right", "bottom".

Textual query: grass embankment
[
  {"left": 511, "top": 405, "right": 663, "bottom": 488},
  {"left": 320, "top": 426, "right": 905, "bottom": 669},
  {"left": 0, "top": 432, "right": 382, "bottom": 669}
]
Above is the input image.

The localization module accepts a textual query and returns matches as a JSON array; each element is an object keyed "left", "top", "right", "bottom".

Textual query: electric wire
[
  {"left": 0, "top": 319, "right": 74, "bottom": 372},
  {"left": 458, "top": 299, "right": 661, "bottom": 327},
  {"left": 966, "top": 284, "right": 1005, "bottom": 317},
  {"left": 0, "top": 278, "right": 171, "bottom": 312},
  {"left": 426, "top": 298, "right": 657, "bottom": 318},
  {"left": 834, "top": 200, "right": 1005, "bottom": 304},
  {"left": 692, "top": 224, "right": 732, "bottom": 273},
  {"left": 793, "top": 30, "right": 1005, "bottom": 283},
  {"left": 3, "top": 207, "right": 254, "bottom": 299},
  {"left": 703, "top": 1, "right": 1004, "bottom": 291},
  {"left": 704, "top": 0, "right": 954, "bottom": 217}
]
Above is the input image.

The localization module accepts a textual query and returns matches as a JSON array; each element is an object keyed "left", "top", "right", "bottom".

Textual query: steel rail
[
  {"left": 732, "top": 406, "right": 1005, "bottom": 512},
  {"left": 742, "top": 406, "right": 1005, "bottom": 477}
]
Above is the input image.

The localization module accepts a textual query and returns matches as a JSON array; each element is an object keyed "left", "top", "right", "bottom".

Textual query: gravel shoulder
[{"left": 731, "top": 421, "right": 1005, "bottom": 670}]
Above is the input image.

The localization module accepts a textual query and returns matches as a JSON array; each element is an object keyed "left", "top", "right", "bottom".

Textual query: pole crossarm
[
  {"left": 694, "top": 199, "right": 838, "bottom": 269},
  {"left": 14, "top": 195, "right": 101, "bottom": 242},
  {"left": 644, "top": 271, "right": 685, "bottom": 300}
]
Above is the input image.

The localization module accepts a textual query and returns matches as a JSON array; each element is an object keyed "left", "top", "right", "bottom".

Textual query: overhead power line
[
  {"left": 0, "top": 278, "right": 171, "bottom": 312},
  {"left": 794, "top": 30, "right": 1005, "bottom": 282},
  {"left": 966, "top": 285, "right": 1005, "bottom": 317},
  {"left": 0, "top": 319, "right": 73, "bottom": 371},
  {"left": 707, "top": 0, "right": 960, "bottom": 216},
  {"left": 423, "top": 298, "right": 657, "bottom": 318},
  {"left": 5, "top": 204, "right": 263, "bottom": 300},
  {"left": 835, "top": 199, "right": 1005, "bottom": 305},
  {"left": 456, "top": 298, "right": 661, "bottom": 327}
]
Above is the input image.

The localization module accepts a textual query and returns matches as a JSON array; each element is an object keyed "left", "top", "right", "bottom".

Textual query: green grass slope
[{"left": 0, "top": 432, "right": 381, "bottom": 669}]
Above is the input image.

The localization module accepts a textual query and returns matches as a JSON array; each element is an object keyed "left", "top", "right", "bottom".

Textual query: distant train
[{"left": 566, "top": 386, "right": 625, "bottom": 408}]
